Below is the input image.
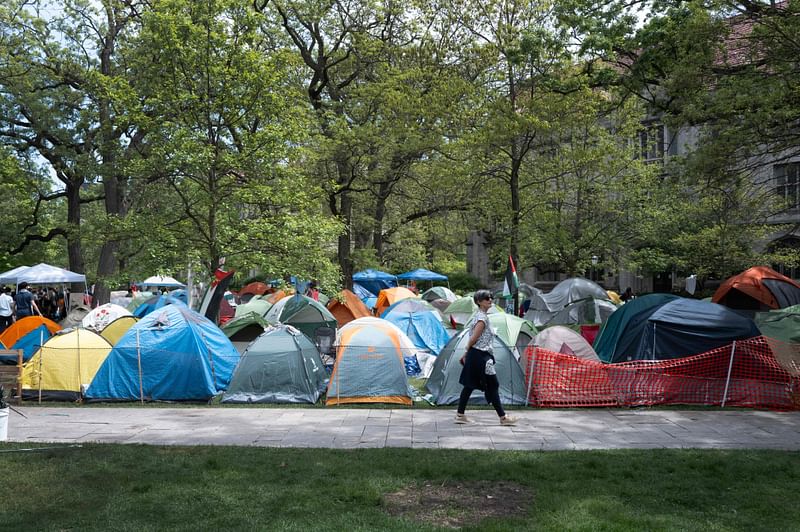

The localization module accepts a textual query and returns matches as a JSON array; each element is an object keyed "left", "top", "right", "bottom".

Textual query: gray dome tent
[
  {"left": 221, "top": 325, "right": 327, "bottom": 404},
  {"left": 426, "top": 329, "right": 527, "bottom": 406}
]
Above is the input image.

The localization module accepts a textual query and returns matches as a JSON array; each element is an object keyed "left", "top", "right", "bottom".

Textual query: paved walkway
[{"left": 6, "top": 407, "right": 800, "bottom": 450}]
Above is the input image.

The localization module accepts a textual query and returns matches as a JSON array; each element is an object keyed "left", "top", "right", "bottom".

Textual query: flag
[
  {"left": 502, "top": 255, "right": 519, "bottom": 298},
  {"left": 503, "top": 254, "right": 520, "bottom": 316}
]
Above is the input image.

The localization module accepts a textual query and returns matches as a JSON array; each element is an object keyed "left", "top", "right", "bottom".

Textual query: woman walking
[{"left": 455, "top": 289, "right": 517, "bottom": 426}]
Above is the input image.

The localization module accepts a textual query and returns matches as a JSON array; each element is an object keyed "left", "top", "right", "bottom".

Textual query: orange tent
[
  {"left": 0, "top": 316, "right": 61, "bottom": 349},
  {"left": 374, "top": 287, "right": 417, "bottom": 317},
  {"left": 713, "top": 266, "right": 800, "bottom": 310},
  {"left": 266, "top": 289, "right": 293, "bottom": 305},
  {"left": 240, "top": 282, "right": 269, "bottom": 297},
  {"left": 327, "top": 289, "right": 372, "bottom": 327}
]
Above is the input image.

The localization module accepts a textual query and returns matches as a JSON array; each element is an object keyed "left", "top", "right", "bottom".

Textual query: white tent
[
  {"left": 81, "top": 303, "right": 133, "bottom": 332},
  {"left": 140, "top": 275, "right": 185, "bottom": 288},
  {"left": 0, "top": 265, "right": 31, "bottom": 284},
  {"left": 5, "top": 263, "right": 86, "bottom": 285}
]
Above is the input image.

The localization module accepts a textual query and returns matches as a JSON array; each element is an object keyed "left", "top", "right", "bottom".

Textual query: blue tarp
[
  {"left": 381, "top": 299, "right": 450, "bottom": 355},
  {"left": 396, "top": 268, "right": 448, "bottom": 282},
  {"left": 86, "top": 305, "right": 240, "bottom": 401},
  {"left": 635, "top": 298, "right": 761, "bottom": 361},
  {"left": 352, "top": 269, "right": 397, "bottom": 296},
  {"left": 352, "top": 282, "right": 378, "bottom": 309}
]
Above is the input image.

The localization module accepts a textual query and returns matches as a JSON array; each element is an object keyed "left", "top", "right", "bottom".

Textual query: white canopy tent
[
  {"left": 0, "top": 263, "right": 86, "bottom": 285},
  {"left": 139, "top": 275, "right": 186, "bottom": 289},
  {"left": 0, "top": 265, "right": 31, "bottom": 284}
]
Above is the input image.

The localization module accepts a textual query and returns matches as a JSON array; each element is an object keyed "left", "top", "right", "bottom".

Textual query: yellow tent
[
  {"left": 100, "top": 315, "right": 138, "bottom": 346},
  {"left": 22, "top": 329, "right": 112, "bottom": 400}
]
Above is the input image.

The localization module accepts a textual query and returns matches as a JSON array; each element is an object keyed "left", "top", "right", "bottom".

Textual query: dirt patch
[{"left": 382, "top": 480, "right": 532, "bottom": 529}]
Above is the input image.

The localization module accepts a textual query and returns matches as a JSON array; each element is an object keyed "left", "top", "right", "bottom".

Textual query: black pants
[
  {"left": 457, "top": 375, "right": 505, "bottom": 417},
  {"left": 0, "top": 315, "right": 11, "bottom": 333}
]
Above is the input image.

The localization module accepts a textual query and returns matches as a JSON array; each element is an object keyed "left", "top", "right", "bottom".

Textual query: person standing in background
[
  {"left": 14, "top": 282, "right": 39, "bottom": 319},
  {"left": 0, "top": 287, "right": 14, "bottom": 332}
]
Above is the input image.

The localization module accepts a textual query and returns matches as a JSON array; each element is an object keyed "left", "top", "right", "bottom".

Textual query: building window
[
  {"left": 774, "top": 163, "right": 800, "bottom": 213},
  {"left": 639, "top": 123, "right": 665, "bottom": 164}
]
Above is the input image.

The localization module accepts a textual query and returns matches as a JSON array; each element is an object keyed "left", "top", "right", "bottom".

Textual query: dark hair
[
  {"left": 19, "top": 282, "right": 28, "bottom": 290},
  {"left": 473, "top": 289, "right": 493, "bottom": 304}
]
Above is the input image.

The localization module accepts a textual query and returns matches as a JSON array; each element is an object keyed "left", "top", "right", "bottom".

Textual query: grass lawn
[{"left": 0, "top": 445, "right": 797, "bottom": 531}]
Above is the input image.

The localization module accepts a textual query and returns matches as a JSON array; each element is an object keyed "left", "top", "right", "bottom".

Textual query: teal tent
[
  {"left": 426, "top": 329, "right": 527, "bottom": 406},
  {"left": 222, "top": 312, "right": 272, "bottom": 354},
  {"left": 265, "top": 294, "right": 337, "bottom": 340},
  {"left": 221, "top": 325, "right": 327, "bottom": 404},
  {"left": 755, "top": 304, "right": 800, "bottom": 345},
  {"left": 594, "top": 294, "right": 679, "bottom": 363}
]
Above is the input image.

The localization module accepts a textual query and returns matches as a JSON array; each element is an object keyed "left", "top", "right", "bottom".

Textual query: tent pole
[
  {"left": 38, "top": 328, "right": 44, "bottom": 404},
  {"left": 721, "top": 341, "right": 737, "bottom": 408},
  {"left": 136, "top": 329, "right": 144, "bottom": 404},
  {"left": 76, "top": 329, "right": 81, "bottom": 400}
]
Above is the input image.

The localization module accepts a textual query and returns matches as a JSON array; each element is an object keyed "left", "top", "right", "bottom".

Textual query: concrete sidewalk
[{"left": 6, "top": 407, "right": 800, "bottom": 451}]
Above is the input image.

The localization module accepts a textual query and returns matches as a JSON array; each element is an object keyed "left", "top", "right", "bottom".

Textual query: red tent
[{"left": 713, "top": 266, "right": 800, "bottom": 310}]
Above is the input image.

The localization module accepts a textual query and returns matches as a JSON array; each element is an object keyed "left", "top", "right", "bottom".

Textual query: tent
[
  {"left": 265, "top": 294, "right": 337, "bottom": 340},
  {"left": 221, "top": 312, "right": 271, "bottom": 354},
  {"left": 421, "top": 286, "right": 457, "bottom": 303},
  {"left": 467, "top": 312, "right": 537, "bottom": 358},
  {"left": 374, "top": 287, "right": 417, "bottom": 317},
  {"left": 0, "top": 265, "right": 31, "bottom": 284},
  {"left": 381, "top": 298, "right": 450, "bottom": 356},
  {"left": 139, "top": 275, "right": 186, "bottom": 289},
  {"left": 426, "top": 329, "right": 527, "bottom": 406},
  {"left": 526, "top": 297, "right": 618, "bottom": 328},
  {"left": 132, "top": 294, "right": 185, "bottom": 318},
  {"left": 85, "top": 305, "right": 240, "bottom": 401},
  {"left": 593, "top": 293, "right": 680, "bottom": 363},
  {"left": 327, "top": 289, "right": 372, "bottom": 327},
  {"left": 13, "top": 263, "right": 87, "bottom": 285},
  {"left": 755, "top": 304, "right": 800, "bottom": 345},
  {"left": 221, "top": 325, "right": 327, "bottom": 404},
  {"left": 396, "top": 268, "right": 448, "bottom": 282},
  {"left": 525, "top": 326, "right": 600, "bottom": 371},
  {"left": 713, "top": 266, "right": 800, "bottom": 311},
  {"left": 21, "top": 329, "right": 112, "bottom": 400},
  {"left": 239, "top": 281, "right": 269, "bottom": 300},
  {"left": 352, "top": 283, "right": 378, "bottom": 310},
  {"left": 442, "top": 297, "right": 503, "bottom": 329},
  {"left": 234, "top": 295, "right": 272, "bottom": 318},
  {"left": 0, "top": 315, "right": 61, "bottom": 350},
  {"left": 81, "top": 303, "right": 133, "bottom": 332},
  {"left": 99, "top": 315, "right": 138, "bottom": 346},
  {"left": 633, "top": 298, "right": 760, "bottom": 362},
  {"left": 326, "top": 317, "right": 413, "bottom": 406},
  {"left": 352, "top": 269, "right": 398, "bottom": 296},
  {"left": 59, "top": 305, "right": 91, "bottom": 329},
  {"left": 528, "top": 278, "right": 609, "bottom": 312}
]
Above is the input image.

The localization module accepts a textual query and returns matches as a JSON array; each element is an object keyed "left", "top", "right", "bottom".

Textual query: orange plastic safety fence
[{"left": 525, "top": 336, "right": 800, "bottom": 410}]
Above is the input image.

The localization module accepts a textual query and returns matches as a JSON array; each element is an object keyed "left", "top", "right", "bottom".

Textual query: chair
[
  {"left": 0, "top": 349, "right": 23, "bottom": 405},
  {"left": 314, "top": 326, "right": 336, "bottom": 371}
]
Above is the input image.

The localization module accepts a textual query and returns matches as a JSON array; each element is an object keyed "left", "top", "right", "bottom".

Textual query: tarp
[
  {"left": 526, "top": 326, "right": 599, "bottom": 371},
  {"left": 381, "top": 298, "right": 450, "bottom": 355},
  {"left": 99, "top": 316, "right": 138, "bottom": 346},
  {"left": 529, "top": 277, "right": 609, "bottom": 312},
  {"left": 635, "top": 298, "right": 761, "bottom": 361},
  {"left": 21, "top": 329, "right": 112, "bottom": 400},
  {"left": 352, "top": 269, "right": 398, "bottom": 296},
  {"left": 239, "top": 282, "right": 269, "bottom": 297},
  {"left": 81, "top": 303, "right": 133, "bottom": 332},
  {"left": 327, "top": 289, "right": 372, "bottom": 327},
  {"left": 713, "top": 266, "right": 800, "bottom": 310},
  {"left": 425, "top": 329, "right": 527, "bottom": 406},
  {"left": 396, "top": 268, "right": 448, "bottom": 281},
  {"left": 326, "top": 317, "right": 412, "bottom": 405},
  {"left": 352, "top": 283, "right": 378, "bottom": 310},
  {"left": 421, "top": 286, "right": 457, "bottom": 303},
  {"left": 265, "top": 294, "right": 337, "bottom": 340},
  {"left": 139, "top": 275, "right": 186, "bottom": 288},
  {"left": 374, "top": 287, "right": 417, "bottom": 317},
  {"left": 199, "top": 269, "right": 235, "bottom": 324},
  {"left": 221, "top": 325, "right": 327, "bottom": 404},
  {"left": 85, "top": 305, "right": 240, "bottom": 401},
  {"left": 594, "top": 293, "right": 680, "bottom": 363},
  {"left": 11, "top": 263, "right": 86, "bottom": 284},
  {"left": 221, "top": 312, "right": 271, "bottom": 354}
]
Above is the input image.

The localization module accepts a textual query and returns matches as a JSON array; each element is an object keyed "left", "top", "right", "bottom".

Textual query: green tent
[
  {"left": 221, "top": 312, "right": 271, "bottom": 354},
  {"left": 466, "top": 311, "right": 537, "bottom": 357},
  {"left": 234, "top": 295, "right": 272, "bottom": 318},
  {"left": 265, "top": 294, "right": 337, "bottom": 340},
  {"left": 443, "top": 297, "right": 503, "bottom": 329},
  {"left": 755, "top": 304, "right": 800, "bottom": 344},
  {"left": 221, "top": 325, "right": 327, "bottom": 404},
  {"left": 426, "top": 329, "right": 527, "bottom": 406}
]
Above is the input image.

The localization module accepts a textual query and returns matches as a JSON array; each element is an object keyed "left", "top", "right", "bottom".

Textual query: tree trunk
[
  {"left": 373, "top": 181, "right": 390, "bottom": 262},
  {"left": 66, "top": 183, "right": 84, "bottom": 276}
]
